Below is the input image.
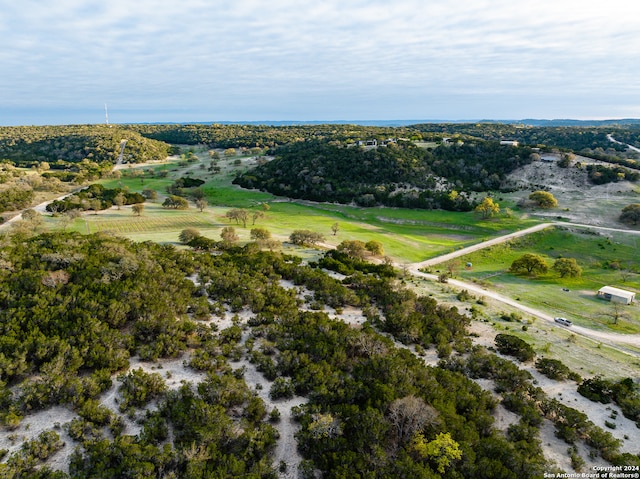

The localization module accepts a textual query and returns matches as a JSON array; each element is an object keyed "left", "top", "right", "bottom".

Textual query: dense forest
[
  {"left": 1, "top": 231, "right": 636, "bottom": 477},
  {"left": 412, "top": 123, "right": 640, "bottom": 171},
  {"left": 0, "top": 125, "right": 171, "bottom": 183},
  {"left": 130, "top": 123, "right": 422, "bottom": 148},
  {"left": 234, "top": 139, "right": 535, "bottom": 210},
  {"left": 130, "top": 122, "right": 640, "bottom": 169},
  {"left": 1, "top": 123, "right": 638, "bottom": 198}
]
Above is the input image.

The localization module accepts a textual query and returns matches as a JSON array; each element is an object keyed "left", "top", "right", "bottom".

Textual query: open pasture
[
  {"left": 87, "top": 148, "right": 542, "bottom": 262},
  {"left": 454, "top": 227, "right": 640, "bottom": 331}
]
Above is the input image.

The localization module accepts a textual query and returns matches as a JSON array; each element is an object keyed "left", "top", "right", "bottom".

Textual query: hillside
[
  {"left": 501, "top": 153, "right": 640, "bottom": 228},
  {"left": 234, "top": 139, "right": 535, "bottom": 210},
  {"left": 0, "top": 231, "right": 563, "bottom": 478},
  {"left": 0, "top": 125, "right": 171, "bottom": 183},
  {"left": 1, "top": 125, "right": 640, "bottom": 477}
]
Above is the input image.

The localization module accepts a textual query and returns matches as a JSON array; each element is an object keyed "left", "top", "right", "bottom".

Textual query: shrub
[
  {"left": 536, "top": 358, "right": 571, "bottom": 380},
  {"left": 495, "top": 334, "right": 536, "bottom": 362},
  {"left": 269, "top": 377, "right": 295, "bottom": 400},
  {"left": 578, "top": 376, "right": 613, "bottom": 404}
]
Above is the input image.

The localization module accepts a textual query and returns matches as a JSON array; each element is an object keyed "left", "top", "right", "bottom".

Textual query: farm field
[
  {"left": 83, "top": 148, "right": 541, "bottom": 263},
  {"left": 452, "top": 226, "right": 640, "bottom": 332}
]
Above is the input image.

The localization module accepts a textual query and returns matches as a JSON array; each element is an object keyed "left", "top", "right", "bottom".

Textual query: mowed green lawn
[
  {"left": 81, "top": 151, "right": 541, "bottom": 262},
  {"left": 454, "top": 227, "right": 640, "bottom": 332}
]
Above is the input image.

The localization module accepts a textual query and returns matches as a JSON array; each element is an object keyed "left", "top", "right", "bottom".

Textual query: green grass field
[
  {"left": 50, "top": 149, "right": 640, "bottom": 336},
  {"left": 453, "top": 227, "right": 640, "bottom": 332},
  {"left": 84, "top": 150, "right": 541, "bottom": 262}
]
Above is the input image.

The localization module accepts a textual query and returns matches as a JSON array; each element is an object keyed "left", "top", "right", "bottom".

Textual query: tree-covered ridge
[
  {"left": 413, "top": 123, "right": 640, "bottom": 171},
  {"left": 0, "top": 125, "right": 171, "bottom": 181},
  {"left": 132, "top": 123, "right": 421, "bottom": 148},
  {"left": 234, "top": 139, "right": 534, "bottom": 210}
]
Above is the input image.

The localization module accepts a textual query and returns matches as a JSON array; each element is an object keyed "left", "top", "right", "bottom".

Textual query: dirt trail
[
  {"left": 412, "top": 222, "right": 555, "bottom": 269},
  {"left": 409, "top": 268, "right": 640, "bottom": 354},
  {"left": 404, "top": 220, "right": 640, "bottom": 355}
]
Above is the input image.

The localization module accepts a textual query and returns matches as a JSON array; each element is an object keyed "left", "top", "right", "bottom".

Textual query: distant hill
[
  {"left": 234, "top": 139, "right": 535, "bottom": 211},
  {"left": 134, "top": 118, "right": 640, "bottom": 127},
  {"left": 514, "top": 119, "right": 640, "bottom": 127},
  {"left": 0, "top": 125, "right": 172, "bottom": 182}
]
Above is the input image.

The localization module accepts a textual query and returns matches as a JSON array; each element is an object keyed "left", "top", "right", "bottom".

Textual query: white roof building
[{"left": 597, "top": 286, "right": 636, "bottom": 305}]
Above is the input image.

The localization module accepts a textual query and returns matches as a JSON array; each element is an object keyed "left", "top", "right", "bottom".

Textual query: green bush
[
  {"left": 535, "top": 358, "right": 572, "bottom": 380},
  {"left": 495, "top": 334, "right": 536, "bottom": 362}
]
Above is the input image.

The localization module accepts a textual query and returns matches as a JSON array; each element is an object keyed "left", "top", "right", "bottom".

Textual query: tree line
[{"left": 234, "top": 139, "right": 535, "bottom": 211}]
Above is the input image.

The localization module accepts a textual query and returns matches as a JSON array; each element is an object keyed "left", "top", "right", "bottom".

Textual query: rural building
[
  {"left": 597, "top": 286, "right": 636, "bottom": 305},
  {"left": 500, "top": 140, "right": 519, "bottom": 146}
]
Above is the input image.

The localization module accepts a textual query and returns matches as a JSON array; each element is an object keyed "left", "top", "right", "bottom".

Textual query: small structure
[
  {"left": 500, "top": 140, "right": 519, "bottom": 147},
  {"left": 597, "top": 286, "right": 636, "bottom": 305}
]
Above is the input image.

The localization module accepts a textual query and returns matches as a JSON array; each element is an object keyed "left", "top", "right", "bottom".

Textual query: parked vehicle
[{"left": 554, "top": 317, "right": 572, "bottom": 327}]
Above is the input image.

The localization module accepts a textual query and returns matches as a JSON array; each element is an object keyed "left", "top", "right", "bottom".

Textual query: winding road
[
  {"left": 404, "top": 222, "right": 640, "bottom": 356},
  {"left": 607, "top": 134, "right": 640, "bottom": 154}
]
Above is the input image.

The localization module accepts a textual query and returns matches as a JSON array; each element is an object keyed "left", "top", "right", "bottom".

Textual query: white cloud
[{"left": 1, "top": 0, "right": 639, "bottom": 123}]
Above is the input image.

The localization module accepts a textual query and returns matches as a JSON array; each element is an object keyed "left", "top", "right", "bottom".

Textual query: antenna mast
[{"left": 105, "top": 103, "right": 109, "bottom": 126}]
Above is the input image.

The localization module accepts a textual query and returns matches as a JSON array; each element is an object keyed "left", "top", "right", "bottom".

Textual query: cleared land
[
  {"left": 67, "top": 147, "right": 542, "bottom": 262},
  {"left": 447, "top": 226, "right": 640, "bottom": 333}
]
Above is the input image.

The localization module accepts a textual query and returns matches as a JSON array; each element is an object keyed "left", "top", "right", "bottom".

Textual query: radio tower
[{"left": 105, "top": 103, "right": 110, "bottom": 126}]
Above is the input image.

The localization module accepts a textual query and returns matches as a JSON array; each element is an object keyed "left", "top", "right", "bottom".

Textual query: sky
[{"left": 1, "top": 0, "right": 640, "bottom": 125}]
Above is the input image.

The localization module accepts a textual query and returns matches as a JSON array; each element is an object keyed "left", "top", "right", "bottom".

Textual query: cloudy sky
[{"left": 2, "top": 0, "right": 639, "bottom": 125}]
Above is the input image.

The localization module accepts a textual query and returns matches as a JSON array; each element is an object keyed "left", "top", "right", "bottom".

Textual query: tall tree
[
  {"left": 142, "top": 189, "right": 158, "bottom": 201},
  {"left": 251, "top": 210, "right": 264, "bottom": 225},
  {"left": 195, "top": 198, "right": 208, "bottom": 212},
  {"left": 387, "top": 396, "right": 439, "bottom": 447},
  {"left": 337, "top": 240, "right": 367, "bottom": 259},
  {"left": 90, "top": 199, "right": 102, "bottom": 214},
  {"left": 162, "top": 195, "right": 189, "bottom": 210},
  {"left": 132, "top": 204, "right": 144, "bottom": 216},
  {"left": 250, "top": 228, "right": 271, "bottom": 241},
  {"left": 113, "top": 192, "right": 126, "bottom": 210},
  {"left": 365, "top": 240, "right": 384, "bottom": 256},
  {"left": 226, "top": 208, "right": 248, "bottom": 227},
  {"left": 179, "top": 228, "right": 200, "bottom": 244},
  {"left": 289, "top": 230, "right": 325, "bottom": 246},
  {"left": 221, "top": 226, "right": 239, "bottom": 243}
]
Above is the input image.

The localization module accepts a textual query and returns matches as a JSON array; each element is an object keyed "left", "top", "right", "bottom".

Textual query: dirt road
[
  {"left": 405, "top": 222, "right": 640, "bottom": 357},
  {"left": 412, "top": 222, "right": 640, "bottom": 271},
  {"left": 607, "top": 134, "right": 640, "bottom": 154},
  {"left": 412, "top": 222, "right": 556, "bottom": 269}
]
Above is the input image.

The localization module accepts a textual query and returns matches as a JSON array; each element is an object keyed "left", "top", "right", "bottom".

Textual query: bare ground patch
[{"left": 504, "top": 157, "right": 640, "bottom": 229}]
